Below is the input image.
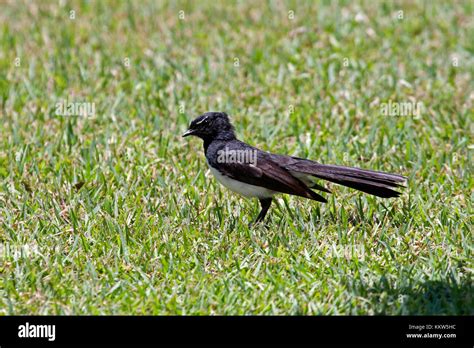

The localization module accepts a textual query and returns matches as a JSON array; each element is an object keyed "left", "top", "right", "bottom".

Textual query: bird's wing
[
  {"left": 212, "top": 145, "right": 327, "bottom": 202},
  {"left": 265, "top": 153, "right": 331, "bottom": 193}
]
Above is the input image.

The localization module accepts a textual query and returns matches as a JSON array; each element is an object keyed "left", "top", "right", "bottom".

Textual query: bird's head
[{"left": 182, "top": 112, "right": 235, "bottom": 140}]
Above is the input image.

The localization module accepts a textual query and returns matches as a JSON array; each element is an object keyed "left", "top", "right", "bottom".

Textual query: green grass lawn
[{"left": 0, "top": 0, "right": 472, "bottom": 315}]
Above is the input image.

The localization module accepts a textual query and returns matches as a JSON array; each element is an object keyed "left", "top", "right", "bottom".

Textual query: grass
[{"left": 0, "top": 0, "right": 472, "bottom": 315}]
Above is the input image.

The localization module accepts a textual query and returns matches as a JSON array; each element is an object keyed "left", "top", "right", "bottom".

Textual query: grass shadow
[{"left": 349, "top": 277, "right": 473, "bottom": 315}]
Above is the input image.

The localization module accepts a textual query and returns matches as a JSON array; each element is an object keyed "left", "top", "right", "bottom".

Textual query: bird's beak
[{"left": 182, "top": 129, "right": 195, "bottom": 137}]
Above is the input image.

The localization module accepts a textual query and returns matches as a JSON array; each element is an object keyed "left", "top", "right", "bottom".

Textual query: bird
[{"left": 183, "top": 111, "right": 406, "bottom": 225}]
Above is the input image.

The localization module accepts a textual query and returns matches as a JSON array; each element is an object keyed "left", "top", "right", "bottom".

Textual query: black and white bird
[{"left": 183, "top": 112, "right": 406, "bottom": 225}]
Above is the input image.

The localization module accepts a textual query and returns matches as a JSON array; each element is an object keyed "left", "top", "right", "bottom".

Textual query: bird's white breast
[{"left": 207, "top": 164, "right": 275, "bottom": 198}]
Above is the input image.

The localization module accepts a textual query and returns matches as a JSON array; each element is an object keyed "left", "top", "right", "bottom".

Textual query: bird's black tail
[{"left": 286, "top": 161, "right": 406, "bottom": 198}]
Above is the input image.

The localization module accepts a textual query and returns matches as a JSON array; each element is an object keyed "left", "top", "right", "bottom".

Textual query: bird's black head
[{"left": 182, "top": 112, "right": 236, "bottom": 141}]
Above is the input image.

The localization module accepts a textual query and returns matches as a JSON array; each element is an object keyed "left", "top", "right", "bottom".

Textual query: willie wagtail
[{"left": 183, "top": 112, "right": 406, "bottom": 225}]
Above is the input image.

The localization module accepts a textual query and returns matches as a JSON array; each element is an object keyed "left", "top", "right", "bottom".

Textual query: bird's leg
[{"left": 252, "top": 198, "right": 272, "bottom": 226}]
